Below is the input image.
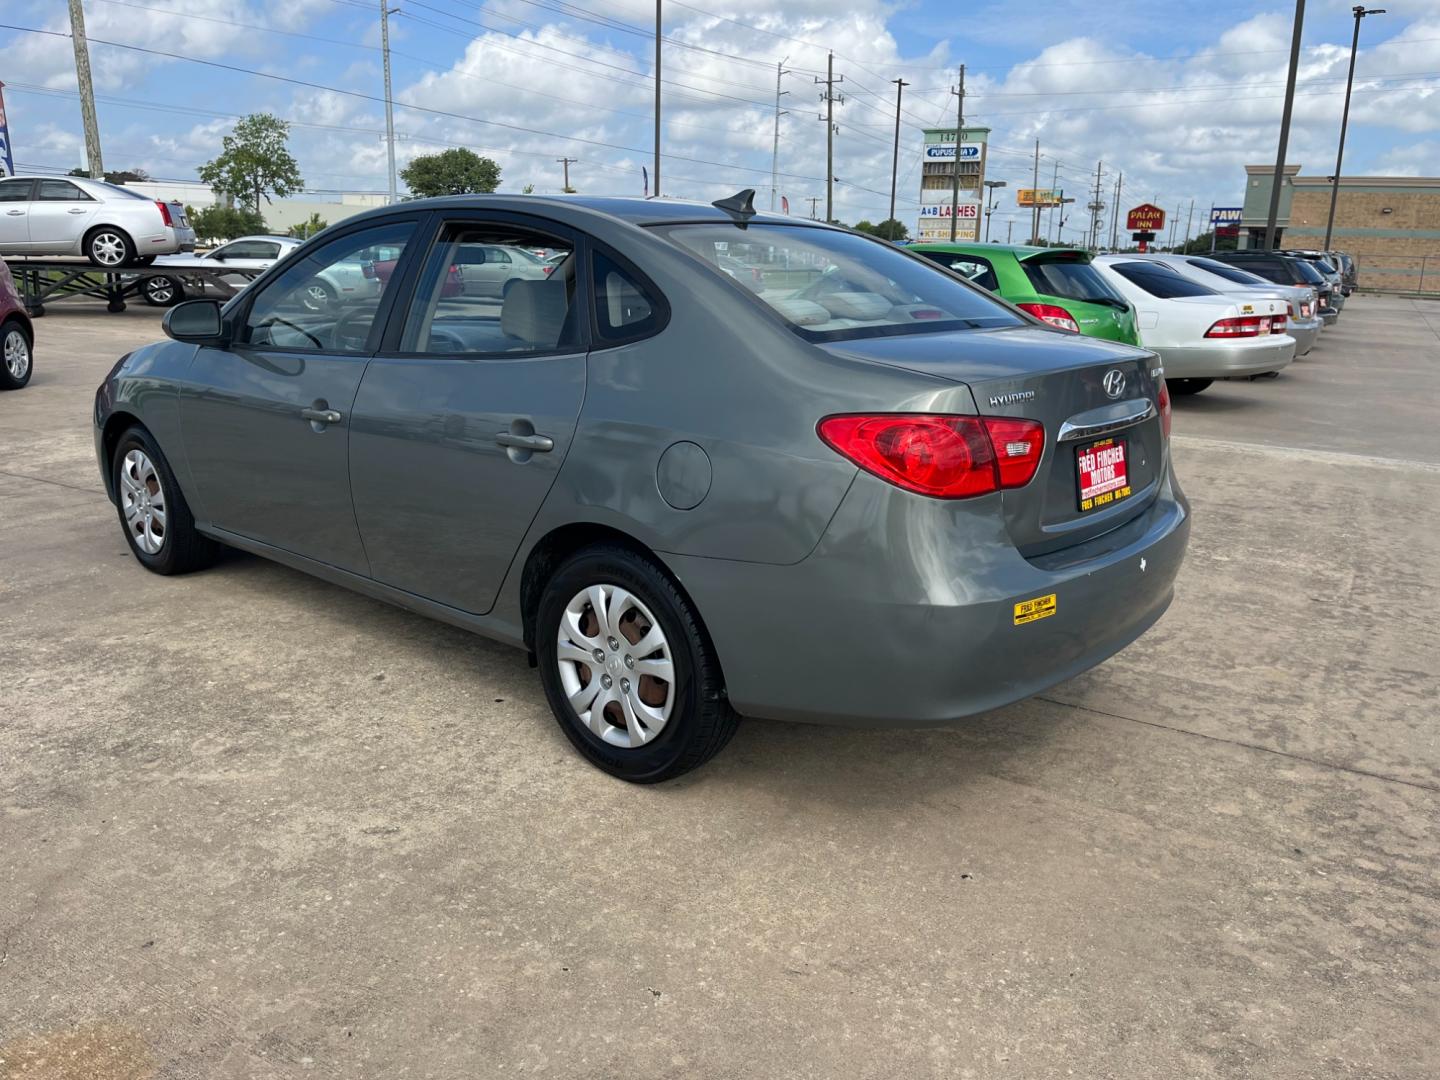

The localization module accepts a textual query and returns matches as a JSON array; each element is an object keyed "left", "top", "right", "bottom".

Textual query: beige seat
[{"left": 500, "top": 280, "right": 570, "bottom": 349}]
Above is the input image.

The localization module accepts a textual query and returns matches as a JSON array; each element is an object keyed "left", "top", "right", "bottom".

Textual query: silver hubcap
[
  {"left": 3, "top": 329, "right": 28, "bottom": 379},
  {"left": 146, "top": 279, "right": 174, "bottom": 302},
  {"left": 92, "top": 232, "right": 127, "bottom": 266},
  {"left": 119, "top": 449, "right": 167, "bottom": 555},
  {"left": 304, "top": 284, "right": 330, "bottom": 310},
  {"left": 557, "top": 585, "right": 675, "bottom": 749}
]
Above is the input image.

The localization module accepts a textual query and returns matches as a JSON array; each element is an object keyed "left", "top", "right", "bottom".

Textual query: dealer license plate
[{"left": 1076, "top": 436, "right": 1131, "bottom": 513}]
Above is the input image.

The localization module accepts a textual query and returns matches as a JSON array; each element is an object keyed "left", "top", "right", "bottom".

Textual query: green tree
[
  {"left": 851, "top": 219, "right": 909, "bottom": 241},
  {"left": 288, "top": 212, "right": 328, "bottom": 239},
  {"left": 189, "top": 204, "right": 268, "bottom": 243},
  {"left": 197, "top": 113, "right": 303, "bottom": 213},
  {"left": 1180, "top": 231, "right": 1237, "bottom": 254},
  {"left": 399, "top": 148, "right": 502, "bottom": 197},
  {"left": 69, "top": 167, "right": 149, "bottom": 183}
]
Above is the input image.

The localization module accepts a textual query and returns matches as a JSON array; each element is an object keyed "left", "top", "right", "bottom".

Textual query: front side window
[
  {"left": 660, "top": 224, "right": 1020, "bottom": 341},
  {"left": 401, "top": 225, "right": 578, "bottom": 355},
  {"left": 0, "top": 179, "right": 34, "bottom": 203},
  {"left": 243, "top": 220, "right": 415, "bottom": 352},
  {"left": 1108, "top": 262, "right": 1218, "bottom": 299},
  {"left": 38, "top": 180, "right": 90, "bottom": 201},
  {"left": 1020, "top": 257, "right": 1126, "bottom": 304},
  {"left": 918, "top": 251, "right": 999, "bottom": 292}
]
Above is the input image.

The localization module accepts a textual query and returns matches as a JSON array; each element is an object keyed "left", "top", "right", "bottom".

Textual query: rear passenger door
[
  {"left": 27, "top": 179, "right": 99, "bottom": 247},
  {"left": 348, "top": 214, "right": 587, "bottom": 614}
]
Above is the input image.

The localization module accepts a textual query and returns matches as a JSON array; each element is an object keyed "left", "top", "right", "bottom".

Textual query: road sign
[
  {"left": 1126, "top": 203, "right": 1166, "bottom": 231},
  {"left": 923, "top": 144, "right": 983, "bottom": 161},
  {"left": 1017, "top": 189, "right": 1061, "bottom": 208},
  {"left": 1132, "top": 229, "right": 1157, "bottom": 253}
]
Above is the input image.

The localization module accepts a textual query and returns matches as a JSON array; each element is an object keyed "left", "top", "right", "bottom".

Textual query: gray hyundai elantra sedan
[{"left": 94, "top": 192, "right": 1190, "bottom": 782}]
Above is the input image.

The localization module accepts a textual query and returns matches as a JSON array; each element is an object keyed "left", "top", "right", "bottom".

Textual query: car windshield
[
  {"left": 1188, "top": 258, "right": 1268, "bottom": 286},
  {"left": 1020, "top": 256, "right": 1127, "bottom": 305},
  {"left": 658, "top": 224, "right": 1021, "bottom": 340},
  {"left": 1108, "top": 262, "right": 1219, "bottom": 299},
  {"left": 91, "top": 181, "right": 153, "bottom": 200}
]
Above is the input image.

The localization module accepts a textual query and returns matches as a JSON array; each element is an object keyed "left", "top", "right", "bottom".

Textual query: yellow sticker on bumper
[{"left": 1014, "top": 593, "right": 1057, "bottom": 626}]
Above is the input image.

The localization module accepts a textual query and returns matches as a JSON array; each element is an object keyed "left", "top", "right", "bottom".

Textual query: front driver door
[
  {"left": 178, "top": 217, "right": 420, "bottom": 574},
  {"left": 348, "top": 216, "right": 587, "bottom": 614}
]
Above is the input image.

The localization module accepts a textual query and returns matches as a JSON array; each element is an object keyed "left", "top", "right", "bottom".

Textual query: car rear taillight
[
  {"left": 1158, "top": 380, "right": 1172, "bottom": 440},
  {"left": 543, "top": 265, "right": 555, "bottom": 276},
  {"left": 1270, "top": 315, "right": 1286, "bottom": 333},
  {"left": 1016, "top": 302, "right": 1079, "bottom": 333},
  {"left": 1204, "top": 316, "right": 1269, "bottom": 338},
  {"left": 155, "top": 200, "right": 173, "bottom": 226},
  {"left": 817, "top": 414, "right": 1044, "bottom": 499}
]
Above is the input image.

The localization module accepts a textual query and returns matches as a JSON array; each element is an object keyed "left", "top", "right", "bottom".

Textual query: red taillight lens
[
  {"left": 1204, "top": 316, "right": 1266, "bottom": 338},
  {"left": 817, "top": 414, "right": 1043, "bottom": 499},
  {"left": 1287, "top": 302, "right": 1296, "bottom": 317},
  {"left": 155, "top": 200, "right": 172, "bottom": 226},
  {"left": 1270, "top": 315, "right": 1286, "bottom": 333},
  {"left": 543, "top": 265, "right": 555, "bottom": 275},
  {"left": 1016, "top": 302, "right": 1079, "bottom": 333},
  {"left": 1158, "top": 380, "right": 1172, "bottom": 440}
]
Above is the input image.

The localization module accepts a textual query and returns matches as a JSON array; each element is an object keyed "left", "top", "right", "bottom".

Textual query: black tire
[
  {"left": 85, "top": 226, "right": 137, "bottom": 268},
  {"left": 111, "top": 425, "right": 220, "bottom": 575},
  {"left": 536, "top": 545, "right": 739, "bottom": 783},
  {"left": 1167, "top": 378, "right": 1213, "bottom": 396},
  {"left": 141, "top": 275, "right": 184, "bottom": 307},
  {"left": 131, "top": 255, "right": 157, "bottom": 267},
  {"left": 0, "top": 318, "right": 33, "bottom": 390}
]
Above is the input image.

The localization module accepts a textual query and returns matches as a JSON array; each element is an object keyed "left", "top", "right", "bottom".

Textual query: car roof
[
  {"left": 911, "top": 241, "right": 1088, "bottom": 258},
  {"left": 350, "top": 193, "right": 836, "bottom": 231}
]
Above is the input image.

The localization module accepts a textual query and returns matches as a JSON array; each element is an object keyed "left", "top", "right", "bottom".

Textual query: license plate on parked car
[{"left": 1076, "top": 436, "right": 1131, "bottom": 512}]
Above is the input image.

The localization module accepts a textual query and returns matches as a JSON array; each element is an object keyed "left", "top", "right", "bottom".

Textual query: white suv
[{"left": 0, "top": 175, "right": 196, "bottom": 267}]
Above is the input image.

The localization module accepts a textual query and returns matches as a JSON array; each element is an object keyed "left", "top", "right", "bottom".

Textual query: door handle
[
  {"left": 68, "top": 208, "right": 87, "bottom": 214},
  {"left": 301, "top": 407, "right": 343, "bottom": 425},
  {"left": 4, "top": 210, "right": 22, "bottom": 216},
  {"left": 494, "top": 432, "right": 554, "bottom": 452}
]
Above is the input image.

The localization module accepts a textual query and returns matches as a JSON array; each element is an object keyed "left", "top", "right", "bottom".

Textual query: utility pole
[
  {"left": 380, "top": 0, "right": 398, "bottom": 204},
  {"left": 1046, "top": 161, "right": 1059, "bottom": 244},
  {"left": 1029, "top": 139, "right": 1041, "bottom": 243},
  {"left": 1325, "top": 5, "right": 1387, "bottom": 250},
  {"left": 948, "top": 65, "right": 965, "bottom": 241},
  {"left": 806, "top": 196, "right": 822, "bottom": 220},
  {"left": 888, "top": 76, "right": 909, "bottom": 229},
  {"left": 1110, "top": 172, "right": 1123, "bottom": 250},
  {"left": 67, "top": 0, "right": 104, "bottom": 179},
  {"left": 1264, "top": 0, "right": 1306, "bottom": 250},
  {"left": 1167, "top": 206, "right": 1179, "bottom": 249},
  {"left": 557, "top": 157, "right": 577, "bottom": 192},
  {"left": 771, "top": 58, "right": 790, "bottom": 212},
  {"left": 1006, "top": 220, "right": 1014, "bottom": 245},
  {"left": 653, "top": 0, "right": 661, "bottom": 198},
  {"left": 1182, "top": 199, "right": 1195, "bottom": 250},
  {"left": 1087, "top": 159, "right": 1104, "bottom": 251},
  {"left": 1209, "top": 203, "right": 1217, "bottom": 251},
  {"left": 816, "top": 53, "right": 843, "bottom": 223}
]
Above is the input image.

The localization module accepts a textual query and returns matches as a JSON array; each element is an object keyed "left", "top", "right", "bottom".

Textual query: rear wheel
[
  {"left": 536, "top": 545, "right": 739, "bottom": 783},
  {"left": 85, "top": 227, "right": 136, "bottom": 268},
  {"left": 1167, "top": 378, "right": 1213, "bottom": 396},
  {"left": 0, "top": 319, "right": 32, "bottom": 390},
  {"left": 111, "top": 425, "right": 220, "bottom": 575},
  {"left": 141, "top": 275, "right": 184, "bottom": 307}
]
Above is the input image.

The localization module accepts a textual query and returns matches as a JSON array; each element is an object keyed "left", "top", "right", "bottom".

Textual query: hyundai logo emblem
[{"left": 1102, "top": 369, "right": 1126, "bottom": 399}]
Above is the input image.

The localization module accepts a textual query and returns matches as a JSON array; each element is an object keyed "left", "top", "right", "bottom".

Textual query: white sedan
[
  {"left": 153, "top": 235, "right": 378, "bottom": 311},
  {"left": 1092, "top": 255, "right": 1295, "bottom": 395}
]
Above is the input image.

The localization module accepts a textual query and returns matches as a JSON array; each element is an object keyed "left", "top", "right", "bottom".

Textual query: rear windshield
[
  {"left": 1020, "top": 256, "right": 1126, "bottom": 304},
  {"left": 92, "top": 181, "right": 154, "bottom": 200},
  {"left": 1187, "top": 258, "right": 1267, "bottom": 286},
  {"left": 1108, "top": 261, "right": 1218, "bottom": 299},
  {"left": 1289, "top": 259, "right": 1325, "bottom": 285},
  {"left": 657, "top": 224, "right": 1022, "bottom": 341}
]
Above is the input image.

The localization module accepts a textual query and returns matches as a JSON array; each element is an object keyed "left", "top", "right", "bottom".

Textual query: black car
[
  {"left": 1209, "top": 251, "right": 1338, "bottom": 324},
  {"left": 1327, "top": 251, "right": 1358, "bottom": 295}
]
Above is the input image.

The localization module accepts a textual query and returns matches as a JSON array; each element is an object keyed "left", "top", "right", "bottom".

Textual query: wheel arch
[{"left": 100, "top": 410, "right": 146, "bottom": 501}]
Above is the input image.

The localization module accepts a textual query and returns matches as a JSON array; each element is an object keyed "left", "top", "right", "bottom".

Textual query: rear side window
[
  {"left": 1289, "top": 259, "right": 1325, "bottom": 285},
  {"left": 38, "top": 179, "right": 89, "bottom": 201},
  {"left": 918, "top": 252, "right": 999, "bottom": 292},
  {"left": 1021, "top": 258, "right": 1124, "bottom": 303},
  {"left": 592, "top": 250, "right": 663, "bottom": 344},
  {"left": 1187, "top": 258, "right": 1264, "bottom": 286},
  {"left": 1109, "top": 262, "right": 1218, "bottom": 299}
]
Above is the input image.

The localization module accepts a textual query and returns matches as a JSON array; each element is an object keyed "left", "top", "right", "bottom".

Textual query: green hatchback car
[{"left": 911, "top": 243, "right": 1140, "bottom": 346}]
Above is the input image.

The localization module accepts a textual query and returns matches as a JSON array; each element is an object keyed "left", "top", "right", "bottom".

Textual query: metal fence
[{"left": 1351, "top": 254, "right": 1440, "bottom": 295}]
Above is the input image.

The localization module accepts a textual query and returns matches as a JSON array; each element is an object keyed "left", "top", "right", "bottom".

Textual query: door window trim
[
  {"left": 0, "top": 178, "right": 36, "bottom": 202},
  {"left": 36, "top": 179, "right": 94, "bottom": 202}
]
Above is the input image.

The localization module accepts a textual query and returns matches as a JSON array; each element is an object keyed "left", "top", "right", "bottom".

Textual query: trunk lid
[
  {"left": 820, "top": 326, "right": 1167, "bottom": 555},
  {"left": 1014, "top": 249, "right": 1141, "bottom": 346}
]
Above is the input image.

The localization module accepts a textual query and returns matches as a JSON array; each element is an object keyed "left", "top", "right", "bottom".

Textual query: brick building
[{"left": 1238, "top": 165, "right": 1440, "bottom": 292}]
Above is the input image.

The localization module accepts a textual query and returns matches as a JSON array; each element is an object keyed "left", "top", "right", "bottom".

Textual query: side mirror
[{"left": 163, "top": 299, "right": 228, "bottom": 345}]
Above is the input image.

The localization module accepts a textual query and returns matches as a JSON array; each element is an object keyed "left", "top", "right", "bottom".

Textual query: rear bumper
[
  {"left": 1287, "top": 319, "right": 1321, "bottom": 356},
  {"left": 1320, "top": 308, "right": 1339, "bottom": 326},
  {"left": 136, "top": 225, "right": 197, "bottom": 254},
  {"left": 668, "top": 467, "right": 1190, "bottom": 727},
  {"left": 1154, "top": 337, "right": 1295, "bottom": 378}
]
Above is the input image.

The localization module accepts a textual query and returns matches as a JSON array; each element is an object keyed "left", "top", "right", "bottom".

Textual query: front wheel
[
  {"left": 141, "top": 275, "right": 184, "bottom": 307},
  {"left": 536, "top": 545, "right": 739, "bottom": 783},
  {"left": 86, "top": 227, "right": 136, "bottom": 268},
  {"left": 1167, "top": 378, "right": 1213, "bottom": 396},
  {"left": 0, "top": 319, "right": 33, "bottom": 390},
  {"left": 111, "top": 425, "right": 220, "bottom": 575}
]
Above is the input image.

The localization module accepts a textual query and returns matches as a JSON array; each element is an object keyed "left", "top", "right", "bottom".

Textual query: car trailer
[{"left": 7, "top": 258, "right": 264, "bottom": 317}]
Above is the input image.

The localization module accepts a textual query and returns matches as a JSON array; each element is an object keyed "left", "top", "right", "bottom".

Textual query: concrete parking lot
[{"left": 2, "top": 296, "right": 1437, "bottom": 1079}]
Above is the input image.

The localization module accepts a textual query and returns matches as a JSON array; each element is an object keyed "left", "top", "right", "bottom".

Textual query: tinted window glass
[
  {"left": 37, "top": 180, "right": 88, "bottom": 201},
  {"left": 593, "top": 250, "right": 662, "bottom": 343},
  {"left": 918, "top": 252, "right": 999, "bottom": 292},
  {"left": 91, "top": 181, "right": 153, "bottom": 200},
  {"left": 1225, "top": 259, "right": 1286, "bottom": 283},
  {"left": 1187, "top": 258, "right": 1265, "bottom": 286},
  {"left": 1109, "top": 262, "right": 1218, "bottom": 299},
  {"left": 1288, "top": 259, "right": 1325, "bottom": 285},
  {"left": 243, "top": 221, "right": 414, "bottom": 352},
  {"left": 1021, "top": 257, "right": 1125, "bottom": 304},
  {"left": 403, "top": 226, "right": 577, "bottom": 355},
  {"left": 661, "top": 224, "right": 1020, "bottom": 341},
  {"left": 0, "top": 179, "right": 33, "bottom": 203}
]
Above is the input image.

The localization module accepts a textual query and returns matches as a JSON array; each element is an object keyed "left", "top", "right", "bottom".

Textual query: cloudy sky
[{"left": 3, "top": 0, "right": 1439, "bottom": 241}]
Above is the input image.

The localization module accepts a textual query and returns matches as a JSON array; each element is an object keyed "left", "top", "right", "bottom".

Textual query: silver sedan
[{"left": 0, "top": 175, "right": 195, "bottom": 267}]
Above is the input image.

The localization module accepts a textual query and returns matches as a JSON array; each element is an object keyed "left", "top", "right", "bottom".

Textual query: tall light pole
[
  {"left": 771, "top": 58, "right": 789, "bottom": 212},
  {"left": 1264, "top": 0, "right": 1306, "bottom": 250},
  {"left": 380, "top": 1, "right": 398, "bottom": 204},
  {"left": 1324, "top": 6, "right": 1386, "bottom": 251},
  {"left": 888, "top": 77, "right": 909, "bottom": 231},
  {"left": 948, "top": 65, "right": 964, "bottom": 241},
  {"left": 653, "top": 0, "right": 662, "bottom": 198},
  {"left": 983, "top": 179, "right": 1006, "bottom": 242}
]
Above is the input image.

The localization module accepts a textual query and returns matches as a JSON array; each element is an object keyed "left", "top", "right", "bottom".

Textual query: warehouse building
[{"left": 1239, "top": 164, "right": 1440, "bottom": 292}]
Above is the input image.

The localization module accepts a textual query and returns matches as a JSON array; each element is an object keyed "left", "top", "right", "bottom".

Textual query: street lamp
[
  {"left": 983, "top": 180, "right": 1007, "bottom": 243},
  {"left": 1324, "top": 5, "right": 1386, "bottom": 251}
]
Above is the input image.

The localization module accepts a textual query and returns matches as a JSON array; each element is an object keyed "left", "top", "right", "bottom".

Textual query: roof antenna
[{"left": 712, "top": 188, "right": 757, "bottom": 221}]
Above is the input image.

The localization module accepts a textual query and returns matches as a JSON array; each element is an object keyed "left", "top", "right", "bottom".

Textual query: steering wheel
[
  {"left": 426, "top": 328, "right": 466, "bottom": 354},
  {"left": 259, "top": 316, "right": 324, "bottom": 350},
  {"left": 331, "top": 305, "right": 375, "bottom": 352}
]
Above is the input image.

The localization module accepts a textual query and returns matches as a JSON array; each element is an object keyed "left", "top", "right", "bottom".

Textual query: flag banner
[{"left": 0, "top": 82, "right": 14, "bottom": 177}]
